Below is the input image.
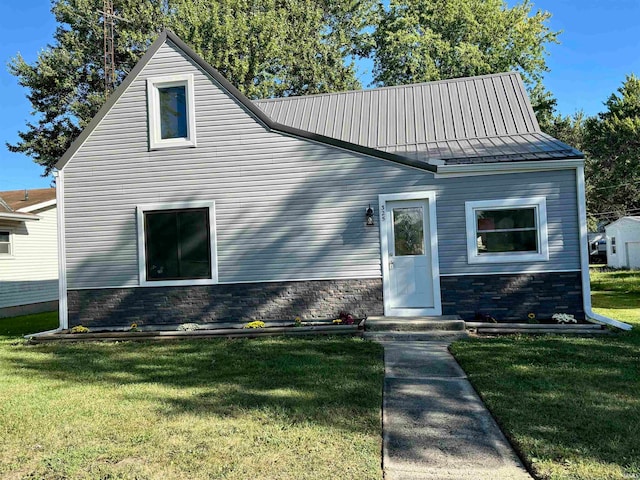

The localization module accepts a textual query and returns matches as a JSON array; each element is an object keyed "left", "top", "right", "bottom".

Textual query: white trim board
[
  {"left": 147, "top": 74, "right": 197, "bottom": 150},
  {"left": 18, "top": 199, "right": 56, "bottom": 213},
  {"left": 439, "top": 269, "right": 580, "bottom": 276},
  {"left": 54, "top": 170, "right": 69, "bottom": 330},
  {"left": 65, "top": 275, "right": 384, "bottom": 291},
  {"left": 435, "top": 159, "right": 584, "bottom": 178},
  {"left": 378, "top": 190, "right": 442, "bottom": 316}
]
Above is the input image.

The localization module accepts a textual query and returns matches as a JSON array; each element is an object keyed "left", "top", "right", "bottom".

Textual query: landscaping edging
[{"left": 27, "top": 322, "right": 366, "bottom": 343}]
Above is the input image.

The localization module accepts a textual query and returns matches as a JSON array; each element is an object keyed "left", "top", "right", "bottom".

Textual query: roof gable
[
  {"left": 607, "top": 216, "right": 640, "bottom": 229},
  {"left": 55, "top": 30, "right": 582, "bottom": 172},
  {"left": 56, "top": 30, "right": 436, "bottom": 173}
]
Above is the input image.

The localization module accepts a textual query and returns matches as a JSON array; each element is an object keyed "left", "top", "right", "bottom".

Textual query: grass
[
  {"left": 0, "top": 312, "right": 384, "bottom": 479},
  {"left": 450, "top": 269, "right": 640, "bottom": 480}
]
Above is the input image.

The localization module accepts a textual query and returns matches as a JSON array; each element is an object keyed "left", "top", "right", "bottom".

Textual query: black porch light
[{"left": 366, "top": 205, "right": 375, "bottom": 226}]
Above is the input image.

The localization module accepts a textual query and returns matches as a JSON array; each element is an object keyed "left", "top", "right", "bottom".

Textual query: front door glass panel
[{"left": 393, "top": 207, "right": 425, "bottom": 256}]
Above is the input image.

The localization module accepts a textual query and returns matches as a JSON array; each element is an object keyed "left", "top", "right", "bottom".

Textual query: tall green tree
[
  {"left": 584, "top": 75, "right": 640, "bottom": 222},
  {"left": 9, "top": 0, "right": 375, "bottom": 175},
  {"left": 372, "top": 0, "right": 558, "bottom": 89}
]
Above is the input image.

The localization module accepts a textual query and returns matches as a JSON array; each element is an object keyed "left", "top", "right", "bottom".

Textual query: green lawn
[
  {"left": 0, "top": 312, "right": 384, "bottom": 479},
  {"left": 451, "top": 269, "right": 640, "bottom": 480}
]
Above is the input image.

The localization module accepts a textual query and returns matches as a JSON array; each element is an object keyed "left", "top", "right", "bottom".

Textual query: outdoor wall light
[{"left": 366, "top": 205, "right": 375, "bottom": 226}]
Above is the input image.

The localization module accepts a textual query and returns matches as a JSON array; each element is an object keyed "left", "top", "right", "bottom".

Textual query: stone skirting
[
  {"left": 440, "top": 271, "right": 585, "bottom": 321},
  {"left": 0, "top": 300, "right": 59, "bottom": 319},
  {"left": 67, "top": 279, "right": 384, "bottom": 328}
]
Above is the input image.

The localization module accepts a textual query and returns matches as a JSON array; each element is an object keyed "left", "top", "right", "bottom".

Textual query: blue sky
[{"left": 1, "top": 0, "right": 639, "bottom": 191}]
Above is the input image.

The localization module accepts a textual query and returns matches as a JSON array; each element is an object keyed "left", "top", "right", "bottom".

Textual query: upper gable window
[{"left": 147, "top": 74, "right": 197, "bottom": 150}]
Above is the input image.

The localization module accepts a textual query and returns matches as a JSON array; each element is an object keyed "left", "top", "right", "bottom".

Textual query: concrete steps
[
  {"left": 366, "top": 316, "right": 466, "bottom": 331},
  {"left": 364, "top": 316, "right": 468, "bottom": 342}
]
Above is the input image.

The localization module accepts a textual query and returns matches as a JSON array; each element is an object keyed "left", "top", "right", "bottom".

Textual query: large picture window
[
  {"left": 137, "top": 202, "right": 217, "bottom": 286},
  {"left": 147, "top": 74, "right": 196, "bottom": 150},
  {"left": 465, "top": 198, "right": 549, "bottom": 264}
]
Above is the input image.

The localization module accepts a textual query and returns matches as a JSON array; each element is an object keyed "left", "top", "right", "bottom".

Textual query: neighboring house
[
  {"left": 606, "top": 217, "right": 640, "bottom": 269},
  {"left": 53, "top": 30, "right": 626, "bottom": 330},
  {"left": 0, "top": 188, "right": 58, "bottom": 318}
]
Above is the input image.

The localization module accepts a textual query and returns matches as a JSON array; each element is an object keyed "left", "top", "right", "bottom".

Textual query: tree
[
  {"left": 9, "top": 0, "right": 375, "bottom": 175},
  {"left": 584, "top": 75, "right": 640, "bottom": 223},
  {"left": 372, "top": 0, "right": 558, "bottom": 89}
]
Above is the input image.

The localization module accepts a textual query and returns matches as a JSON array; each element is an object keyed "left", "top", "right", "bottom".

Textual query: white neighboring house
[
  {"left": 0, "top": 188, "right": 58, "bottom": 318},
  {"left": 606, "top": 216, "right": 640, "bottom": 269}
]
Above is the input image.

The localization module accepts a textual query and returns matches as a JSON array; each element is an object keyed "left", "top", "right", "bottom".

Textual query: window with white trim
[
  {"left": 0, "top": 230, "right": 12, "bottom": 256},
  {"left": 137, "top": 202, "right": 217, "bottom": 286},
  {"left": 465, "top": 198, "right": 549, "bottom": 264},
  {"left": 611, "top": 237, "right": 617, "bottom": 255},
  {"left": 147, "top": 74, "right": 197, "bottom": 150}
]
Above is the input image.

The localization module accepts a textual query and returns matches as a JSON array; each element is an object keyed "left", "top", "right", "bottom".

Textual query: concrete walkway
[{"left": 381, "top": 341, "right": 532, "bottom": 480}]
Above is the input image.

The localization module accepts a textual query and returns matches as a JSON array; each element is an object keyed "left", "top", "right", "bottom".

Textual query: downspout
[{"left": 576, "top": 164, "right": 632, "bottom": 331}]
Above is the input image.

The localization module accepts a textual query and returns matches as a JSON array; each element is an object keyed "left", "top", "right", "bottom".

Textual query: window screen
[
  {"left": 144, "top": 208, "right": 211, "bottom": 280},
  {"left": 0, "top": 231, "right": 10, "bottom": 255},
  {"left": 158, "top": 85, "right": 188, "bottom": 139},
  {"left": 475, "top": 208, "right": 538, "bottom": 254}
]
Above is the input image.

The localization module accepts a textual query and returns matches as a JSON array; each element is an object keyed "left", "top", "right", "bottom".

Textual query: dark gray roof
[{"left": 254, "top": 73, "right": 583, "bottom": 164}]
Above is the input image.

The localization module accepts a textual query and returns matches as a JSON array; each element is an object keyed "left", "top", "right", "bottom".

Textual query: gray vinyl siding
[{"left": 62, "top": 40, "right": 580, "bottom": 290}]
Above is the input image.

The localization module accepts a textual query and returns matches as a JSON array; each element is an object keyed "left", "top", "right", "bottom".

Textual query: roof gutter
[
  {"left": 576, "top": 164, "right": 632, "bottom": 330},
  {"left": 0, "top": 212, "right": 40, "bottom": 221}
]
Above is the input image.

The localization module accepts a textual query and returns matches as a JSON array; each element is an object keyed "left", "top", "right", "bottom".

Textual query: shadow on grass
[
  {"left": 451, "top": 332, "right": 640, "bottom": 474},
  {"left": 6, "top": 337, "right": 383, "bottom": 434},
  {"left": 0, "top": 311, "right": 58, "bottom": 338}
]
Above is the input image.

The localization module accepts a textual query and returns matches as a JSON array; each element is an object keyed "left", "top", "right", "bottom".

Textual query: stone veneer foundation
[
  {"left": 67, "top": 272, "right": 585, "bottom": 328},
  {"left": 440, "top": 271, "right": 585, "bottom": 321},
  {"left": 67, "top": 279, "right": 384, "bottom": 328}
]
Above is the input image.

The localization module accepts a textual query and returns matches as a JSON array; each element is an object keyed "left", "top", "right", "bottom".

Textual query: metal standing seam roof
[{"left": 254, "top": 73, "right": 583, "bottom": 164}]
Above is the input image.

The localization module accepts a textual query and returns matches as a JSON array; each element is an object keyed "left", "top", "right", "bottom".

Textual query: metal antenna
[{"left": 99, "top": 0, "right": 130, "bottom": 96}]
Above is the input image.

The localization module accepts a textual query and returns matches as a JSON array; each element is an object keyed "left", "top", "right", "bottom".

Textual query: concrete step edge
[
  {"left": 467, "top": 322, "right": 603, "bottom": 330},
  {"left": 477, "top": 328, "right": 612, "bottom": 334}
]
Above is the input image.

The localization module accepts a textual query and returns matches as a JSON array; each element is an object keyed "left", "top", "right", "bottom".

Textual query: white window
[
  {"left": 147, "top": 74, "right": 197, "bottom": 150},
  {"left": 136, "top": 202, "right": 217, "bottom": 287},
  {"left": 465, "top": 198, "right": 549, "bottom": 264},
  {"left": 0, "top": 230, "right": 12, "bottom": 256},
  {"left": 611, "top": 237, "right": 617, "bottom": 255}
]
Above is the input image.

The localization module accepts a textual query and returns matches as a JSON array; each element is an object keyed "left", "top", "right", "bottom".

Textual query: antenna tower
[{"left": 103, "top": 0, "right": 116, "bottom": 94}]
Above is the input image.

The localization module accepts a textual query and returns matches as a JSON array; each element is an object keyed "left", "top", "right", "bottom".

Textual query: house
[
  {"left": 605, "top": 217, "right": 640, "bottom": 269},
  {"left": 0, "top": 188, "right": 58, "bottom": 318},
  {"left": 53, "top": 30, "right": 630, "bottom": 330}
]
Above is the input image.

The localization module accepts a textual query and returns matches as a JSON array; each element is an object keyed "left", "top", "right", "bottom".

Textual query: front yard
[
  {"left": 0, "top": 313, "right": 384, "bottom": 479},
  {"left": 451, "top": 268, "right": 640, "bottom": 480}
]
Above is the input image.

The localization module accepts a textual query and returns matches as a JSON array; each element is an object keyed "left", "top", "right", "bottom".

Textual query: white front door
[{"left": 380, "top": 193, "right": 441, "bottom": 316}]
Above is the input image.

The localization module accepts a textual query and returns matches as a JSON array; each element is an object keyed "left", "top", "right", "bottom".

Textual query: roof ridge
[{"left": 253, "top": 72, "right": 521, "bottom": 103}]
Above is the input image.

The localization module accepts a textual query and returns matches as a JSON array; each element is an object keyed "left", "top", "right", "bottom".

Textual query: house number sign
[{"left": 380, "top": 204, "right": 386, "bottom": 221}]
